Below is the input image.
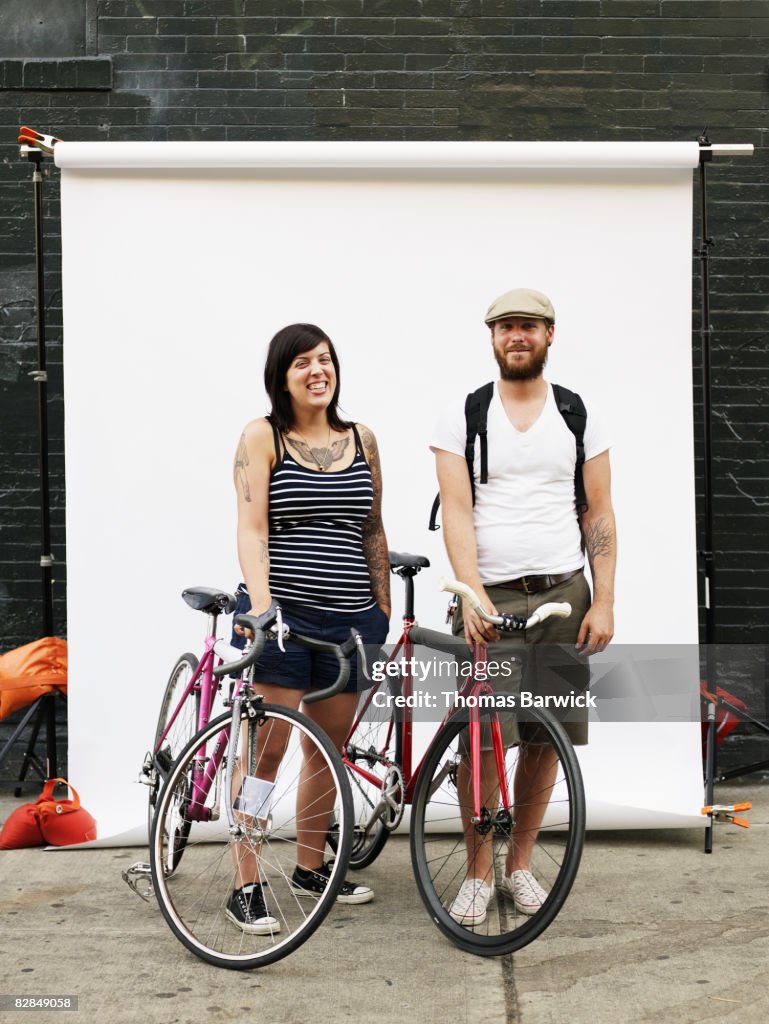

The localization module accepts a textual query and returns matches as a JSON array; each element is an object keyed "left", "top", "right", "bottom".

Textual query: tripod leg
[
  {"left": 17, "top": 699, "right": 46, "bottom": 786},
  {"left": 703, "top": 702, "right": 716, "bottom": 853},
  {"left": 44, "top": 693, "right": 57, "bottom": 779}
]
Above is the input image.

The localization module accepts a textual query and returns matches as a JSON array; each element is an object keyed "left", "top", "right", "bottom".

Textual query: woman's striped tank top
[{"left": 268, "top": 424, "right": 376, "bottom": 612}]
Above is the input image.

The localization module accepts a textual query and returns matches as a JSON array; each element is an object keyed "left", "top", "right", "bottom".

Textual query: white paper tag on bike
[{"left": 233, "top": 776, "right": 275, "bottom": 818}]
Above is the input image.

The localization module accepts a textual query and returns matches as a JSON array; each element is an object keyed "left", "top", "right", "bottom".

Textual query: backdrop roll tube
[{"left": 54, "top": 140, "right": 701, "bottom": 172}]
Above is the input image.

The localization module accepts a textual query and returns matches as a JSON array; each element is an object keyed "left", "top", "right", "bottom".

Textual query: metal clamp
[{"left": 701, "top": 802, "right": 752, "bottom": 829}]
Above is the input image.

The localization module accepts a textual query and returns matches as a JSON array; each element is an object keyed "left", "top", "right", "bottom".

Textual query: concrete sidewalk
[{"left": 1, "top": 780, "right": 767, "bottom": 1024}]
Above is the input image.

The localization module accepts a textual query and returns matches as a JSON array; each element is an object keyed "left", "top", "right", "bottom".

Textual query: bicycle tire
[
  {"left": 150, "top": 704, "right": 353, "bottom": 970},
  {"left": 409, "top": 704, "right": 585, "bottom": 956},
  {"left": 148, "top": 652, "right": 200, "bottom": 852},
  {"left": 328, "top": 684, "right": 404, "bottom": 870},
  {"left": 327, "top": 742, "right": 392, "bottom": 870}
]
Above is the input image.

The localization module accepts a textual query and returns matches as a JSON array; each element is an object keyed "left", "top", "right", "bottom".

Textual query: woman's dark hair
[{"left": 264, "top": 323, "right": 352, "bottom": 434}]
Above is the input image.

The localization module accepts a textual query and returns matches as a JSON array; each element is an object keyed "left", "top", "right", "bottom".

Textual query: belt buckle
[{"left": 521, "top": 576, "right": 533, "bottom": 594}]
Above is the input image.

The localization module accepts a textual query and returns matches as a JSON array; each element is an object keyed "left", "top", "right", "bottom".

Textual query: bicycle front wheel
[
  {"left": 151, "top": 704, "right": 353, "bottom": 970},
  {"left": 410, "top": 705, "right": 585, "bottom": 956}
]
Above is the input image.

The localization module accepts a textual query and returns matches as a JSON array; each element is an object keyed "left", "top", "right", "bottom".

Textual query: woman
[{"left": 228, "top": 322, "right": 390, "bottom": 934}]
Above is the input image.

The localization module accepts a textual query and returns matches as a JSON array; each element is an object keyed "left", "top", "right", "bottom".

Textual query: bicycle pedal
[{"left": 122, "top": 862, "right": 155, "bottom": 902}]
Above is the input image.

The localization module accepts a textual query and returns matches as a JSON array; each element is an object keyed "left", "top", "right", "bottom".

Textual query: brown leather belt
[{"left": 491, "top": 568, "right": 583, "bottom": 595}]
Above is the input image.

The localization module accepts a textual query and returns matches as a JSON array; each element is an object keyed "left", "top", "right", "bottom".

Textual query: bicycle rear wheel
[
  {"left": 328, "top": 679, "right": 404, "bottom": 869},
  {"left": 410, "top": 705, "right": 585, "bottom": 956},
  {"left": 151, "top": 704, "right": 353, "bottom": 970},
  {"left": 148, "top": 653, "right": 201, "bottom": 854}
]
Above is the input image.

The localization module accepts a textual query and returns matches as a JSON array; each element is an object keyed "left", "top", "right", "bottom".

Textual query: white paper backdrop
[{"left": 55, "top": 141, "right": 704, "bottom": 843}]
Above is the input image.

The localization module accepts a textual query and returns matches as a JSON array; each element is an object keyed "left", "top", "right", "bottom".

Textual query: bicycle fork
[{"left": 468, "top": 677, "right": 513, "bottom": 837}]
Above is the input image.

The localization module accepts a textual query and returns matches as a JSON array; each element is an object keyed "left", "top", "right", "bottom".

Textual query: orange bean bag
[{"left": 0, "top": 637, "right": 68, "bottom": 720}]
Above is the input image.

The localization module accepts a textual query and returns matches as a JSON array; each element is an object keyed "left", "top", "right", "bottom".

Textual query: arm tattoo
[
  {"left": 234, "top": 432, "right": 251, "bottom": 503},
  {"left": 259, "top": 539, "right": 270, "bottom": 570},
  {"left": 362, "top": 525, "right": 391, "bottom": 609},
  {"left": 359, "top": 427, "right": 379, "bottom": 471},
  {"left": 360, "top": 427, "right": 391, "bottom": 608},
  {"left": 584, "top": 517, "right": 613, "bottom": 562},
  {"left": 359, "top": 428, "right": 382, "bottom": 521}
]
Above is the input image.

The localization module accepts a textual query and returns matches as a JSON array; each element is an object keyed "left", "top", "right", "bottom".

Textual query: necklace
[{"left": 290, "top": 425, "right": 332, "bottom": 471}]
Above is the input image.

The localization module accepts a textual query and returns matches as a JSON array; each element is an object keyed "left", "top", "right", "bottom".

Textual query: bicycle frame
[
  {"left": 153, "top": 623, "right": 237, "bottom": 825},
  {"left": 185, "top": 713, "right": 230, "bottom": 822},
  {"left": 154, "top": 637, "right": 217, "bottom": 756},
  {"left": 343, "top": 617, "right": 511, "bottom": 823},
  {"left": 167, "top": 616, "right": 360, "bottom": 824}
]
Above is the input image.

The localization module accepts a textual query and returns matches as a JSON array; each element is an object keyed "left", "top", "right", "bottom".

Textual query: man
[{"left": 430, "top": 287, "right": 616, "bottom": 927}]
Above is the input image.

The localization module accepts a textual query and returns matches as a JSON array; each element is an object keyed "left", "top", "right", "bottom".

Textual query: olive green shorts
[{"left": 452, "top": 571, "right": 592, "bottom": 748}]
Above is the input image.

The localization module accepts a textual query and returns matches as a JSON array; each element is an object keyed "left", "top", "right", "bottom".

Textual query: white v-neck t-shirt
[{"left": 430, "top": 383, "right": 611, "bottom": 584}]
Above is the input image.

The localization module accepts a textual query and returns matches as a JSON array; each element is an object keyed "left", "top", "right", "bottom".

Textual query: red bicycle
[{"left": 333, "top": 551, "right": 586, "bottom": 956}]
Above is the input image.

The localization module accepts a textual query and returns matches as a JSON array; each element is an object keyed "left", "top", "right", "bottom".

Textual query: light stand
[
  {"left": 18, "top": 128, "right": 60, "bottom": 637},
  {"left": 696, "top": 136, "right": 755, "bottom": 853}
]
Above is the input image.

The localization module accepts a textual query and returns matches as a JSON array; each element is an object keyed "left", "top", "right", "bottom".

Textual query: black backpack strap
[
  {"left": 552, "top": 383, "right": 588, "bottom": 514},
  {"left": 465, "top": 381, "right": 495, "bottom": 494},
  {"left": 428, "top": 492, "right": 441, "bottom": 532},
  {"left": 428, "top": 382, "right": 495, "bottom": 531}
]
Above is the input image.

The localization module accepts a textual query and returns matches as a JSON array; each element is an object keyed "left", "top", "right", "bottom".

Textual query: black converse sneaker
[
  {"left": 290, "top": 863, "right": 374, "bottom": 905},
  {"left": 225, "top": 883, "right": 280, "bottom": 935}
]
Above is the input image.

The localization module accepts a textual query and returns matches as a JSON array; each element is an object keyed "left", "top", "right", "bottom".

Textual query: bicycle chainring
[{"left": 382, "top": 764, "right": 406, "bottom": 832}]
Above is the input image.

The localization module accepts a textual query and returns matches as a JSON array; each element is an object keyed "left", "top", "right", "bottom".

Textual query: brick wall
[{"left": 1, "top": 1, "right": 767, "bottom": 762}]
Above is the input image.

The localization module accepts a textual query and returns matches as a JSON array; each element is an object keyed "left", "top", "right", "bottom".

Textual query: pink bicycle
[{"left": 125, "top": 588, "right": 358, "bottom": 970}]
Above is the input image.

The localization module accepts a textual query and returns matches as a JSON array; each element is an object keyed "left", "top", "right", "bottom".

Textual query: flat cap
[{"left": 484, "top": 288, "right": 555, "bottom": 325}]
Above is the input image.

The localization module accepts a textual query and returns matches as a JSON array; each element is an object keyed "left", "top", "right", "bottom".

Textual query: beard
[{"left": 495, "top": 345, "right": 549, "bottom": 381}]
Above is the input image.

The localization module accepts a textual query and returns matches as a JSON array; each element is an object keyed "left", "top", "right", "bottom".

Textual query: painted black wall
[{"left": 1, "top": 2, "right": 767, "bottom": 766}]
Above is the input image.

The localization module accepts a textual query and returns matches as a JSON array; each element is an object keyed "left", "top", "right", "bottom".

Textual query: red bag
[
  {"left": 0, "top": 800, "right": 45, "bottom": 849},
  {"left": 0, "top": 778, "right": 97, "bottom": 849}
]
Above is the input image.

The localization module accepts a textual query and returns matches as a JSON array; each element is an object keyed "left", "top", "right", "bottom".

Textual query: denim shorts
[{"left": 231, "top": 589, "right": 389, "bottom": 693}]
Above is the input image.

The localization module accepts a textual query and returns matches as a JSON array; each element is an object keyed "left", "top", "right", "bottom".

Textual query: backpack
[{"left": 429, "top": 382, "right": 588, "bottom": 531}]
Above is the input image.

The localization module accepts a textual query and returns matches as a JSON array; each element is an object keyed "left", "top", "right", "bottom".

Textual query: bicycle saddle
[
  {"left": 181, "top": 587, "right": 237, "bottom": 615},
  {"left": 388, "top": 551, "right": 430, "bottom": 571}
]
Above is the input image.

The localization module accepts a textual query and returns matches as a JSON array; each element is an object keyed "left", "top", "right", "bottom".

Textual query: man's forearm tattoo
[
  {"left": 584, "top": 518, "right": 613, "bottom": 562},
  {"left": 234, "top": 432, "right": 251, "bottom": 502},
  {"left": 259, "top": 539, "right": 270, "bottom": 573}
]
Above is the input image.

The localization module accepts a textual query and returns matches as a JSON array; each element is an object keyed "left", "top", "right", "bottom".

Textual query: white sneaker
[
  {"left": 499, "top": 869, "right": 547, "bottom": 915},
  {"left": 447, "top": 878, "right": 495, "bottom": 927}
]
